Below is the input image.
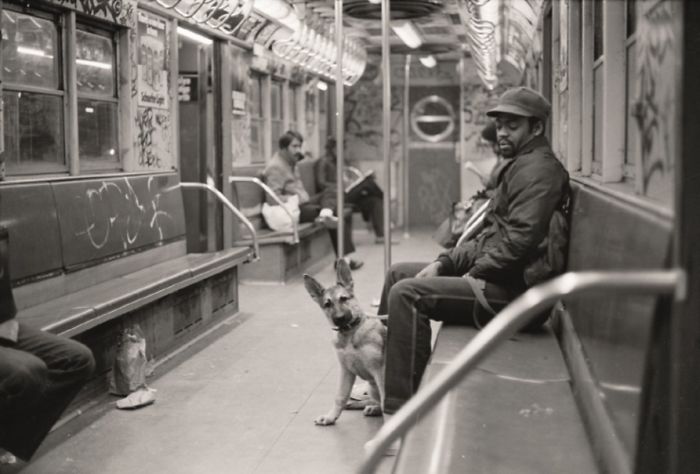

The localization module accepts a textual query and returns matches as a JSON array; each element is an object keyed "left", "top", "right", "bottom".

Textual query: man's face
[
  {"left": 283, "top": 138, "right": 303, "bottom": 162},
  {"left": 494, "top": 113, "right": 539, "bottom": 158}
]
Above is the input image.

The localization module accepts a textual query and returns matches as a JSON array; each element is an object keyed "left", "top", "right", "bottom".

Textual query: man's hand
[{"left": 416, "top": 261, "right": 442, "bottom": 278}]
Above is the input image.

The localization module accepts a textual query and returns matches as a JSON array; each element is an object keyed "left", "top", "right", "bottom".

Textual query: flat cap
[{"left": 486, "top": 86, "right": 551, "bottom": 122}]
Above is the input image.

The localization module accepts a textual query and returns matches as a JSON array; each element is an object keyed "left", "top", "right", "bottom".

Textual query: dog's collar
[{"left": 332, "top": 317, "right": 362, "bottom": 333}]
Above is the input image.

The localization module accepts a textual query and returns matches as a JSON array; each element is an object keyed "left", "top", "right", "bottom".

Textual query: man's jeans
[
  {"left": 378, "top": 262, "right": 517, "bottom": 415},
  {"left": 0, "top": 324, "right": 95, "bottom": 460}
]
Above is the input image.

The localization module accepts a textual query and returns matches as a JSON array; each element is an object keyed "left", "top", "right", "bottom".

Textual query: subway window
[
  {"left": 270, "top": 79, "right": 283, "bottom": 153},
  {"left": 2, "top": 9, "right": 66, "bottom": 174},
  {"left": 76, "top": 27, "right": 119, "bottom": 171},
  {"left": 288, "top": 83, "right": 298, "bottom": 132},
  {"left": 249, "top": 72, "right": 264, "bottom": 163}
]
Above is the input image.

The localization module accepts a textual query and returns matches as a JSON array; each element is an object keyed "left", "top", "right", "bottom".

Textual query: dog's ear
[
  {"left": 335, "top": 259, "right": 354, "bottom": 292},
  {"left": 303, "top": 274, "right": 326, "bottom": 306}
]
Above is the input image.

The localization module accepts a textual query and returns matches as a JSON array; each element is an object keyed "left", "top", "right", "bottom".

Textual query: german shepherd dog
[{"left": 304, "top": 259, "right": 387, "bottom": 426}]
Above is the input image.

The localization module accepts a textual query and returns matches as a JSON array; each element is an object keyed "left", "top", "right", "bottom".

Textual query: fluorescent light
[
  {"left": 177, "top": 26, "right": 213, "bottom": 45},
  {"left": 392, "top": 21, "right": 422, "bottom": 49},
  {"left": 368, "top": 0, "right": 381, "bottom": 3},
  {"left": 419, "top": 55, "right": 436, "bottom": 68},
  {"left": 17, "top": 46, "right": 48, "bottom": 57},
  {"left": 76, "top": 59, "right": 112, "bottom": 70},
  {"left": 316, "top": 81, "right": 328, "bottom": 91}
]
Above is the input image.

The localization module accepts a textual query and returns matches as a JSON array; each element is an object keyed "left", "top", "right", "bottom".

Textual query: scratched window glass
[
  {"left": 1, "top": 9, "right": 65, "bottom": 174},
  {"left": 76, "top": 30, "right": 115, "bottom": 97},
  {"left": 1, "top": 10, "right": 60, "bottom": 89},
  {"left": 76, "top": 29, "right": 119, "bottom": 168},
  {"left": 2, "top": 91, "right": 65, "bottom": 172}
]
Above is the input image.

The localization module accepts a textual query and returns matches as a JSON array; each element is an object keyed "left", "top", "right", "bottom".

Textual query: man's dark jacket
[{"left": 437, "top": 134, "right": 569, "bottom": 287}]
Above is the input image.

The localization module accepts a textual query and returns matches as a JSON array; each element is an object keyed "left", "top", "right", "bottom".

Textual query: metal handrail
[
  {"left": 177, "top": 181, "right": 260, "bottom": 261},
  {"left": 359, "top": 269, "right": 686, "bottom": 473},
  {"left": 228, "top": 176, "right": 300, "bottom": 244}
]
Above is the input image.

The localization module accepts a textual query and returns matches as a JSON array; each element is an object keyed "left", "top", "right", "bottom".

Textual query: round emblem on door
[{"left": 410, "top": 95, "right": 456, "bottom": 143}]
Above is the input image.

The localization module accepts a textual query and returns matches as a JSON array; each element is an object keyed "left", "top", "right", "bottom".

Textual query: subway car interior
[{"left": 0, "top": 0, "right": 698, "bottom": 473}]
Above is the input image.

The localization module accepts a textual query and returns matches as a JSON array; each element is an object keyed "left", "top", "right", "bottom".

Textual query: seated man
[
  {"left": 0, "top": 227, "right": 96, "bottom": 464},
  {"left": 315, "top": 137, "right": 390, "bottom": 244},
  {"left": 378, "top": 87, "right": 570, "bottom": 419},
  {"left": 263, "top": 130, "right": 363, "bottom": 270}
]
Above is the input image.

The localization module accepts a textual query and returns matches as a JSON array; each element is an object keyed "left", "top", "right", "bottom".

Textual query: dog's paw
[
  {"left": 314, "top": 415, "right": 337, "bottom": 426},
  {"left": 363, "top": 404, "right": 382, "bottom": 417}
]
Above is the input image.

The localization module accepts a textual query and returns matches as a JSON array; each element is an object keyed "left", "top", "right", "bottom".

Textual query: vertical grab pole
[
  {"left": 335, "top": 0, "right": 345, "bottom": 258},
  {"left": 402, "top": 54, "right": 411, "bottom": 237},
  {"left": 382, "top": 0, "right": 392, "bottom": 273}
]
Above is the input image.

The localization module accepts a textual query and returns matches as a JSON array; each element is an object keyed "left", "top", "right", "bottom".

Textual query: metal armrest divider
[
  {"left": 228, "top": 176, "right": 300, "bottom": 244},
  {"left": 359, "top": 269, "right": 686, "bottom": 473}
]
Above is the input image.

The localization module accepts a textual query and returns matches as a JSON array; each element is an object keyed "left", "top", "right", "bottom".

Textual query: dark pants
[
  {"left": 300, "top": 192, "right": 356, "bottom": 257},
  {"left": 0, "top": 324, "right": 95, "bottom": 460},
  {"left": 348, "top": 195, "right": 383, "bottom": 238},
  {"left": 378, "top": 262, "right": 518, "bottom": 414}
]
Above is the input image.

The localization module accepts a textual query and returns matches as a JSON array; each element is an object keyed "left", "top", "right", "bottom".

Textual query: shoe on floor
[
  {"left": 334, "top": 257, "right": 364, "bottom": 271},
  {"left": 350, "top": 380, "right": 371, "bottom": 401}
]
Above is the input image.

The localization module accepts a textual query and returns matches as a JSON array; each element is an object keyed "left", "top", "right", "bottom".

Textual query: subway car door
[
  {"left": 407, "top": 86, "right": 460, "bottom": 229},
  {"left": 178, "top": 29, "right": 221, "bottom": 252}
]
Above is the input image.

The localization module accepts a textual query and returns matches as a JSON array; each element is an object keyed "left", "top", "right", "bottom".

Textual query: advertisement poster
[
  {"left": 138, "top": 11, "right": 169, "bottom": 109},
  {"left": 232, "top": 91, "right": 246, "bottom": 115}
]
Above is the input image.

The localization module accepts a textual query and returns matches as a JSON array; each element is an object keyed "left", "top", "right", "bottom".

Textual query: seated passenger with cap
[{"left": 374, "top": 86, "right": 571, "bottom": 429}]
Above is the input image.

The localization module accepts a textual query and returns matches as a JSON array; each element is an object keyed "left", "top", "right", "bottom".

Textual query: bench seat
[
  {"left": 18, "top": 246, "right": 252, "bottom": 338},
  {"left": 395, "top": 324, "right": 598, "bottom": 474}
]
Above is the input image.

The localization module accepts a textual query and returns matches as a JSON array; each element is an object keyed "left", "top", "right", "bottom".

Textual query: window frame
[{"left": 1, "top": 3, "right": 124, "bottom": 178}]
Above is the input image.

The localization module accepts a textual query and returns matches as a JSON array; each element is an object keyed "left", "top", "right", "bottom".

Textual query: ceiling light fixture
[
  {"left": 419, "top": 55, "right": 436, "bottom": 68},
  {"left": 317, "top": 81, "right": 328, "bottom": 91},
  {"left": 391, "top": 21, "right": 423, "bottom": 49},
  {"left": 177, "top": 26, "right": 213, "bottom": 45}
]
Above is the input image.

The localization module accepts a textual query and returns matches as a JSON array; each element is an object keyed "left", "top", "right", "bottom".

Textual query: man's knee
[
  {"left": 388, "top": 278, "right": 417, "bottom": 308},
  {"left": 66, "top": 341, "right": 96, "bottom": 381},
  {"left": 1, "top": 358, "right": 47, "bottom": 401}
]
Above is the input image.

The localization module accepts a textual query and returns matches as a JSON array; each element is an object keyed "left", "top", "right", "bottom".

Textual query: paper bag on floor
[{"left": 110, "top": 325, "right": 151, "bottom": 398}]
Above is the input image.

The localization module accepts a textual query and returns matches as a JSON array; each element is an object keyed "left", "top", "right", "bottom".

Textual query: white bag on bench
[{"left": 262, "top": 195, "right": 300, "bottom": 233}]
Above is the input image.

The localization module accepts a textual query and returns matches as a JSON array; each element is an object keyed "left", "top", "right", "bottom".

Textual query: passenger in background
[
  {"left": 0, "top": 227, "right": 96, "bottom": 465},
  {"left": 377, "top": 87, "right": 570, "bottom": 422},
  {"left": 263, "top": 130, "right": 363, "bottom": 270},
  {"left": 315, "top": 137, "right": 391, "bottom": 244}
]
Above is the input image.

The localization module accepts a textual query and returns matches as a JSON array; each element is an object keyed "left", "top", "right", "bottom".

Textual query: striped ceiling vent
[{"left": 343, "top": 0, "right": 443, "bottom": 20}]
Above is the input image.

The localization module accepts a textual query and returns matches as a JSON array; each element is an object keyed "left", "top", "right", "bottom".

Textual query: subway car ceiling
[{"left": 152, "top": 0, "right": 542, "bottom": 89}]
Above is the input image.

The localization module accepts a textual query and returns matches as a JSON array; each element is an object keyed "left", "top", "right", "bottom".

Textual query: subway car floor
[{"left": 17, "top": 227, "right": 440, "bottom": 474}]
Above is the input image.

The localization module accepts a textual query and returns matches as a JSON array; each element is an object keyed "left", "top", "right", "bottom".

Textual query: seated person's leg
[
  {"left": 299, "top": 202, "right": 322, "bottom": 223},
  {"left": 0, "top": 325, "right": 95, "bottom": 460},
  {"left": 382, "top": 274, "right": 514, "bottom": 415},
  {"left": 0, "top": 342, "right": 47, "bottom": 460}
]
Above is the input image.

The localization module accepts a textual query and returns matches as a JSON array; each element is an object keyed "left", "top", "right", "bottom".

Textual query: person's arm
[
  {"left": 263, "top": 165, "right": 291, "bottom": 203},
  {"left": 468, "top": 158, "right": 567, "bottom": 280},
  {"left": 316, "top": 158, "right": 337, "bottom": 193}
]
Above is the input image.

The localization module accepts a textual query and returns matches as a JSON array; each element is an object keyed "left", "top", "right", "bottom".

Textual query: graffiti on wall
[
  {"left": 47, "top": 0, "right": 136, "bottom": 26},
  {"left": 132, "top": 9, "right": 173, "bottom": 170},
  {"left": 633, "top": 0, "right": 675, "bottom": 205},
  {"left": 135, "top": 107, "right": 171, "bottom": 169},
  {"left": 75, "top": 177, "right": 175, "bottom": 250},
  {"left": 344, "top": 62, "right": 403, "bottom": 162}
]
